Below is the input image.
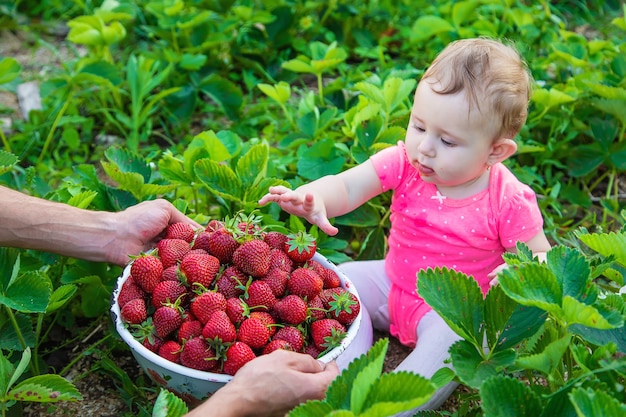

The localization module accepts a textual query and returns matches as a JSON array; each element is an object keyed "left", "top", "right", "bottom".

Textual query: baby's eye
[
  {"left": 441, "top": 138, "right": 456, "bottom": 147},
  {"left": 413, "top": 125, "right": 425, "bottom": 132}
]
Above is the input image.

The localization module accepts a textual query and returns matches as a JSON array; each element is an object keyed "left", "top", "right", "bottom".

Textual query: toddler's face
[{"left": 404, "top": 80, "right": 499, "bottom": 194}]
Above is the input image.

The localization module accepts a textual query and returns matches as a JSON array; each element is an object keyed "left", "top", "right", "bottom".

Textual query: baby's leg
[
  {"left": 335, "top": 260, "right": 389, "bottom": 370},
  {"left": 393, "top": 310, "right": 461, "bottom": 414}
]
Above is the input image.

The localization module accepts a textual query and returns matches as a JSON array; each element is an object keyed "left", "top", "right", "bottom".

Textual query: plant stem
[
  {"left": 5, "top": 306, "right": 37, "bottom": 376},
  {"left": 0, "top": 125, "right": 11, "bottom": 152},
  {"left": 37, "top": 91, "right": 72, "bottom": 165},
  {"left": 58, "top": 333, "right": 112, "bottom": 377}
]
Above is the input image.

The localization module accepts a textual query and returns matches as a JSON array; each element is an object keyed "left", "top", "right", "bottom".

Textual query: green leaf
[
  {"left": 195, "top": 158, "right": 243, "bottom": 201},
  {"left": 0, "top": 57, "right": 21, "bottom": 85},
  {"left": 258, "top": 81, "right": 291, "bottom": 105},
  {"left": 418, "top": 267, "right": 484, "bottom": 345},
  {"left": 0, "top": 150, "right": 19, "bottom": 175},
  {"left": 0, "top": 272, "right": 52, "bottom": 313},
  {"left": 66, "top": 190, "right": 98, "bottom": 209},
  {"left": 570, "top": 324, "right": 626, "bottom": 354},
  {"left": 449, "top": 340, "right": 516, "bottom": 389},
  {"left": 235, "top": 143, "right": 269, "bottom": 188},
  {"left": 410, "top": 16, "right": 455, "bottom": 41},
  {"left": 515, "top": 334, "right": 571, "bottom": 375},
  {"left": 0, "top": 352, "right": 15, "bottom": 396},
  {"left": 47, "top": 285, "right": 78, "bottom": 313},
  {"left": 452, "top": 0, "right": 479, "bottom": 27},
  {"left": 498, "top": 263, "right": 562, "bottom": 316},
  {"left": 104, "top": 147, "right": 151, "bottom": 182},
  {"left": 577, "top": 231, "right": 626, "bottom": 268},
  {"left": 200, "top": 73, "right": 243, "bottom": 120},
  {"left": 152, "top": 388, "right": 189, "bottom": 417},
  {"left": 532, "top": 87, "right": 575, "bottom": 110},
  {"left": 546, "top": 246, "right": 595, "bottom": 304},
  {"left": 0, "top": 313, "right": 36, "bottom": 350},
  {"left": 282, "top": 58, "right": 314, "bottom": 73},
  {"left": 9, "top": 374, "right": 82, "bottom": 402},
  {"left": 562, "top": 296, "right": 621, "bottom": 329},
  {"left": 180, "top": 53, "right": 207, "bottom": 71},
  {"left": 570, "top": 387, "right": 626, "bottom": 417},
  {"left": 481, "top": 375, "right": 543, "bottom": 417},
  {"left": 287, "top": 401, "right": 336, "bottom": 417},
  {"left": 360, "top": 372, "right": 435, "bottom": 416},
  {"left": 7, "top": 347, "right": 31, "bottom": 394}
]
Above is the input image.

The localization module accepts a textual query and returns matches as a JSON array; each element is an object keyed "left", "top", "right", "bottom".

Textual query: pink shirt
[{"left": 370, "top": 142, "right": 544, "bottom": 345}]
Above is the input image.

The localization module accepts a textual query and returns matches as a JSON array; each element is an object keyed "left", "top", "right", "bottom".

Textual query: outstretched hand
[{"left": 259, "top": 186, "right": 338, "bottom": 236}]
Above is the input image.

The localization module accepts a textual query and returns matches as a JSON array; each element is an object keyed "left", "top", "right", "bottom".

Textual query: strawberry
[
  {"left": 232, "top": 239, "right": 271, "bottom": 278},
  {"left": 225, "top": 297, "right": 250, "bottom": 325},
  {"left": 166, "top": 222, "right": 196, "bottom": 243},
  {"left": 190, "top": 291, "right": 227, "bottom": 324},
  {"left": 215, "top": 266, "right": 247, "bottom": 299},
  {"left": 326, "top": 289, "right": 360, "bottom": 325},
  {"left": 192, "top": 230, "right": 212, "bottom": 252},
  {"left": 288, "top": 267, "right": 323, "bottom": 300},
  {"left": 179, "top": 252, "right": 220, "bottom": 289},
  {"left": 274, "top": 326, "right": 305, "bottom": 352},
  {"left": 264, "top": 231, "right": 288, "bottom": 249},
  {"left": 120, "top": 298, "right": 147, "bottom": 324},
  {"left": 157, "top": 238, "right": 191, "bottom": 268},
  {"left": 260, "top": 268, "right": 289, "bottom": 297},
  {"left": 245, "top": 280, "right": 277, "bottom": 311},
  {"left": 151, "top": 280, "right": 187, "bottom": 308},
  {"left": 249, "top": 311, "right": 277, "bottom": 338},
  {"left": 321, "top": 267, "right": 341, "bottom": 289},
  {"left": 118, "top": 276, "right": 145, "bottom": 308},
  {"left": 161, "top": 265, "right": 180, "bottom": 282},
  {"left": 305, "top": 259, "right": 325, "bottom": 276},
  {"left": 180, "top": 337, "right": 217, "bottom": 372},
  {"left": 237, "top": 317, "right": 270, "bottom": 349},
  {"left": 131, "top": 254, "right": 164, "bottom": 293},
  {"left": 177, "top": 319, "right": 203, "bottom": 344},
  {"left": 158, "top": 340, "right": 182, "bottom": 363},
  {"left": 284, "top": 231, "right": 316, "bottom": 263},
  {"left": 207, "top": 228, "right": 240, "bottom": 263},
  {"left": 268, "top": 248, "right": 293, "bottom": 273},
  {"left": 304, "top": 343, "right": 323, "bottom": 359},
  {"left": 274, "top": 294, "right": 308, "bottom": 325},
  {"left": 202, "top": 310, "right": 237, "bottom": 344},
  {"left": 223, "top": 341, "right": 256, "bottom": 376},
  {"left": 262, "top": 339, "right": 293, "bottom": 355},
  {"left": 153, "top": 304, "right": 183, "bottom": 339},
  {"left": 142, "top": 333, "right": 164, "bottom": 354},
  {"left": 310, "top": 318, "right": 346, "bottom": 352},
  {"left": 308, "top": 294, "right": 328, "bottom": 321}
]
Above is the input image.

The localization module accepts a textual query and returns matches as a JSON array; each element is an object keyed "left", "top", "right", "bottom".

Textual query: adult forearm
[{"left": 0, "top": 186, "right": 116, "bottom": 261}]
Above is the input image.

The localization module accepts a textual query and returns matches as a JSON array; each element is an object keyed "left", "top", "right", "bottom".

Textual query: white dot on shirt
[
  {"left": 422, "top": 255, "right": 427, "bottom": 259},
  {"left": 460, "top": 215, "right": 464, "bottom": 219},
  {"left": 459, "top": 252, "right": 463, "bottom": 255},
  {"left": 475, "top": 207, "right": 480, "bottom": 211},
  {"left": 507, "top": 219, "right": 511, "bottom": 223},
  {"left": 443, "top": 235, "right": 447, "bottom": 239},
  {"left": 383, "top": 165, "right": 388, "bottom": 169},
  {"left": 444, "top": 220, "right": 448, "bottom": 224},
  {"left": 422, "top": 209, "right": 426, "bottom": 212},
  {"left": 471, "top": 229, "right": 475, "bottom": 233}
]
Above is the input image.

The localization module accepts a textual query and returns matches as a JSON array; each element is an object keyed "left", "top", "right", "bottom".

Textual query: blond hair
[{"left": 422, "top": 38, "right": 532, "bottom": 139}]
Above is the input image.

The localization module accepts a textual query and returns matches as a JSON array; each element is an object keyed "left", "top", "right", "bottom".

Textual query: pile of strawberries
[{"left": 116, "top": 213, "right": 360, "bottom": 376}]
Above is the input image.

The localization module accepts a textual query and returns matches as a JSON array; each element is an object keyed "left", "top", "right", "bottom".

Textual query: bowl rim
[{"left": 110, "top": 252, "right": 362, "bottom": 380}]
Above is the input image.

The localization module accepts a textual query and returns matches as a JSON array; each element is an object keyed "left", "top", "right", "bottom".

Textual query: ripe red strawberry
[
  {"left": 177, "top": 319, "right": 203, "bottom": 344},
  {"left": 190, "top": 291, "right": 227, "bottom": 324},
  {"left": 326, "top": 289, "right": 360, "bottom": 325},
  {"left": 233, "top": 239, "right": 271, "bottom": 278},
  {"left": 310, "top": 318, "right": 346, "bottom": 352},
  {"left": 158, "top": 340, "right": 182, "bottom": 363},
  {"left": 288, "top": 267, "right": 323, "bottom": 300},
  {"left": 179, "top": 252, "right": 220, "bottom": 289},
  {"left": 274, "top": 294, "right": 308, "bottom": 325},
  {"left": 245, "top": 280, "right": 277, "bottom": 311},
  {"left": 321, "top": 267, "right": 341, "bottom": 289},
  {"left": 143, "top": 334, "right": 164, "bottom": 354},
  {"left": 304, "top": 342, "right": 323, "bottom": 359},
  {"left": 268, "top": 248, "right": 293, "bottom": 272},
  {"left": 284, "top": 231, "right": 316, "bottom": 263},
  {"left": 223, "top": 341, "right": 256, "bottom": 376},
  {"left": 192, "top": 230, "right": 212, "bottom": 252},
  {"left": 308, "top": 294, "right": 328, "bottom": 321},
  {"left": 118, "top": 276, "right": 145, "bottom": 308},
  {"left": 215, "top": 266, "right": 247, "bottom": 299},
  {"left": 166, "top": 222, "right": 196, "bottom": 243},
  {"left": 249, "top": 311, "right": 277, "bottom": 338},
  {"left": 237, "top": 317, "right": 270, "bottom": 349},
  {"left": 180, "top": 337, "right": 217, "bottom": 371},
  {"left": 151, "top": 280, "right": 187, "bottom": 308},
  {"left": 305, "top": 259, "right": 325, "bottom": 276},
  {"left": 161, "top": 265, "right": 180, "bottom": 282},
  {"left": 262, "top": 339, "right": 293, "bottom": 355},
  {"left": 207, "top": 228, "right": 240, "bottom": 263},
  {"left": 153, "top": 305, "right": 183, "bottom": 339},
  {"left": 261, "top": 268, "right": 289, "bottom": 297},
  {"left": 225, "top": 297, "right": 249, "bottom": 325},
  {"left": 202, "top": 310, "right": 237, "bottom": 343},
  {"left": 264, "top": 231, "right": 288, "bottom": 249},
  {"left": 274, "top": 326, "right": 305, "bottom": 352},
  {"left": 131, "top": 255, "right": 164, "bottom": 293},
  {"left": 120, "top": 298, "right": 147, "bottom": 324},
  {"left": 157, "top": 238, "right": 191, "bottom": 268}
]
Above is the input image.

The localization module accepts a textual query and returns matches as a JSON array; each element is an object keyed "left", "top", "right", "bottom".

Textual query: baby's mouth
[{"left": 418, "top": 163, "right": 435, "bottom": 176}]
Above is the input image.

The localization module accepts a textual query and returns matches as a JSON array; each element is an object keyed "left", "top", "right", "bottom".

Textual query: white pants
[{"left": 335, "top": 260, "right": 461, "bottom": 412}]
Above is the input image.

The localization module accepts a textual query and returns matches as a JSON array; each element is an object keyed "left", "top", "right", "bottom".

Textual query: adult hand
[
  {"left": 186, "top": 350, "right": 339, "bottom": 417},
  {"left": 107, "top": 199, "right": 201, "bottom": 266}
]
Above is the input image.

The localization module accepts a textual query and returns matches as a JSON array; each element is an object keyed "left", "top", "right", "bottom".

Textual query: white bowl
[{"left": 110, "top": 252, "right": 362, "bottom": 402}]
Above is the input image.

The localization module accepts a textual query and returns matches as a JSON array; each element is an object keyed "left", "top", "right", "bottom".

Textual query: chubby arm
[
  {"left": 185, "top": 350, "right": 339, "bottom": 417},
  {"left": 259, "top": 160, "right": 383, "bottom": 235},
  {"left": 488, "top": 229, "right": 552, "bottom": 285},
  {"left": 0, "top": 186, "right": 199, "bottom": 266}
]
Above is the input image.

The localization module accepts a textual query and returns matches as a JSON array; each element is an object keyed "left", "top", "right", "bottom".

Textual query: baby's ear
[{"left": 488, "top": 138, "right": 517, "bottom": 165}]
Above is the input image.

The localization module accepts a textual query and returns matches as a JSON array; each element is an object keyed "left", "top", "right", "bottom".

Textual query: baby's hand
[
  {"left": 259, "top": 186, "right": 338, "bottom": 236},
  {"left": 487, "top": 263, "right": 508, "bottom": 287}
]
